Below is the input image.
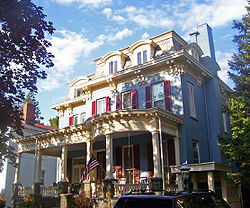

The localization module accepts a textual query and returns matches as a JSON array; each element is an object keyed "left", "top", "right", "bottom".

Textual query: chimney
[
  {"left": 23, "top": 103, "right": 35, "bottom": 125},
  {"left": 190, "top": 23, "right": 216, "bottom": 60}
]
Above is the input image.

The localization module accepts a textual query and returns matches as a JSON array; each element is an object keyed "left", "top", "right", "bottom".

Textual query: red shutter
[
  {"left": 167, "top": 139, "right": 176, "bottom": 184},
  {"left": 106, "top": 96, "right": 110, "bottom": 112},
  {"left": 133, "top": 144, "right": 140, "bottom": 184},
  {"left": 164, "top": 80, "right": 172, "bottom": 111},
  {"left": 145, "top": 86, "right": 151, "bottom": 109},
  {"left": 147, "top": 142, "right": 154, "bottom": 182},
  {"left": 116, "top": 93, "right": 122, "bottom": 110},
  {"left": 116, "top": 146, "right": 122, "bottom": 182},
  {"left": 132, "top": 90, "right": 137, "bottom": 109},
  {"left": 92, "top": 101, "right": 96, "bottom": 116},
  {"left": 69, "top": 116, "right": 73, "bottom": 126}
]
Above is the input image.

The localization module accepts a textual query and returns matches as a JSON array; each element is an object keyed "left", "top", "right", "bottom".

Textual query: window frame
[
  {"left": 109, "top": 60, "right": 118, "bottom": 74},
  {"left": 73, "top": 114, "right": 78, "bottom": 125},
  {"left": 122, "top": 145, "right": 134, "bottom": 184},
  {"left": 187, "top": 82, "right": 196, "bottom": 118},
  {"left": 122, "top": 91, "right": 132, "bottom": 109},
  {"left": 222, "top": 113, "right": 228, "bottom": 133},
  {"left": 152, "top": 82, "right": 165, "bottom": 109},
  {"left": 72, "top": 156, "right": 86, "bottom": 183},
  {"left": 192, "top": 140, "right": 200, "bottom": 163},
  {"left": 96, "top": 98, "right": 106, "bottom": 114},
  {"left": 80, "top": 112, "right": 86, "bottom": 123}
]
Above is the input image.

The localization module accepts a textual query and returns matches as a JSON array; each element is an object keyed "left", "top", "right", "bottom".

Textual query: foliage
[
  {"left": 0, "top": 0, "right": 54, "bottom": 172},
  {"left": 0, "top": 196, "right": 6, "bottom": 208},
  {"left": 74, "top": 189, "right": 92, "bottom": 208},
  {"left": 49, "top": 116, "right": 59, "bottom": 128},
  {"left": 218, "top": 4, "right": 250, "bottom": 185},
  {"left": 18, "top": 196, "right": 35, "bottom": 208}
]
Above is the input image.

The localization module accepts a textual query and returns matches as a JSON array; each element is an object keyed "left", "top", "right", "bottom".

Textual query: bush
[
  {"left": 18, "top": 197, "right": 35, "bottom": 208},
  {"left": 0, "top": 196, "right": 6, "bottom": 208}
]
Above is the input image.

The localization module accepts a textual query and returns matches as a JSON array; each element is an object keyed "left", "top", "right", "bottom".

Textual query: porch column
[
  {"left": 174, "top": 136, "right": 180, "bottom": 165},
  {"left": 221, "top": 172, "right": 228, "bottom": 202},
  {"left": 61, "top": 145, "right": 68, "bottom": 182},
  {"left": 105, "top": 134, "right": 113, "bottom": 180},
  {"left": 59, "top": 145, "right": 68, "bottom": 195},
  {"left": 34, "top": 149, "right": 42, "bottom": 183},
  {"left": 176, "top": 173, "right": 184, "bottom": 191},
  {"left": 14, "top": 153, "right": 22, "bottom": 184},
  {"left": 151, "top": 130, "right": 161, "bottom": 178},
  {"left": 151, "top": 130, "right": 163, "bottom": 192},
  {"left": 103, "top": 134, "right": 115, "bottom": 198},
  {"left": 207, "top": 171, "right": 215, "bottom": 192}
]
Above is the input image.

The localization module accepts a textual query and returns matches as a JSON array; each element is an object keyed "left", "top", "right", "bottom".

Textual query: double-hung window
[
  {"left": 80, "top": 112, "right": 86, "bottom": 123},
  {"left": 192, "top": 140, "right": 200, "bottom": 163},
  {"left": 109, "top": 61, "right": 117, "bottom": 74},
  {"left": 137, "top": 50, "right": 147, "bottom": 65},
  {"left": 116, "top": 90, "right": 137, "bottom": 110},
  {"left": 187, "top": 82, "right": 196, "bottom": 117},
  {"left": 97, "top": 98, "right": 106, "bottom": 114},
  {"left": 73, "top": 114, "right": 78, "bottom": 125},
  {"left": 145, "top": 81, "right": 171, "bottom": 111}
]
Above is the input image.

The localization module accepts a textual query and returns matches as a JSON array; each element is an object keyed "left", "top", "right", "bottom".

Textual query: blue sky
[
  {"left": 30, "top": 0, "right": 248, "bottom": 125},
  {"left": 0, "top": 0, "right": 248, "bottom": 193},
  {"left": 32, "top": 0, "right": 247, "bottom": 124}
]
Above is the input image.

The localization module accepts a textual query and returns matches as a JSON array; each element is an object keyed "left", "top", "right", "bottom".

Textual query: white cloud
[
  {"left": 97, "top": 28, "right": 133, "bottom": 42},
  {"left": 54, "top": 0, "right": 112, "bottom": 8},
  {"left": 141, "top": 32, "right": 150, "bottom": 39},
  {"left": 173, "top": 0, "right": 247, "bottom": 31},
  {"left": 38, "top": 30, "right": 103, "bottom": 91},
  {"left": 216, "top": 51, "right": 232, "bottom": 84},
  {"left": 102, "top": 7, "right": 112, "bottom": 18}
]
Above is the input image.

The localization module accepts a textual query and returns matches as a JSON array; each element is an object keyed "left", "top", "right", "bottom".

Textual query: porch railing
[
  {"left": 114, "top": 183, "right": 150, "bottom": 196},
  {"left": 18, "top": 186, "right": 33, "bottom": 196},
  {"left": 40, "top": 186, "right": 58, "bottom": 197}
]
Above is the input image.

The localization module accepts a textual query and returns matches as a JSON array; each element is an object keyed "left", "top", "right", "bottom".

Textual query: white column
[
  {"left": 14, "top": 153, "right": 22, "bottom": 184},
  {"left": 61, "top": 145, "right": 68, "bottom": 181},
  {"left": 176, "top": 173, "right": 184, "bottom": 191},
  {"left": 105, "top": 134, "right": 113, "bottom": 179},
  {"left": 174, "top": 136, "right": 180, "bottom": 165},
  {"left": 151, "top": 131, "right": 162, "bottom": 178},
  {"left": 207, "top": 171, "right": 215, "bottom": 191},
  {"left": 34, "top": 149, "right": 42, "bottom": 183}
]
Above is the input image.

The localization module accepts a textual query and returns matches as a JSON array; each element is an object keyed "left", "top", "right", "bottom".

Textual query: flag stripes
[{"left": 80, "top": 155, "right": 99, "bottom": 182}]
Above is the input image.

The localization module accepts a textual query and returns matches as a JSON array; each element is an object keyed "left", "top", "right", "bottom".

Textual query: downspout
[
  {"left": 158, "top": 116, "right": 165, "bottom": 191},
  {"left": 203, "top": 83, "right": 211, "bottom": 161}
]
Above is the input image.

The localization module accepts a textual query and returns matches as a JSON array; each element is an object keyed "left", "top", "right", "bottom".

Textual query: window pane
[
  {"left": 143, "top": 50, "right": 147, "bottom": 63},
  {"left": 114, "top": 61, "right": 117, "bottom": 72},
  {"left": 137, "top": 52, "right": 141, "bottom": 65},
  {"left": 109, "top": 62, "right": 113, "bottom": 74},
  {"left": 81, "top": 113, "right": 86, "bottom": 123},
  {"left": 192, "top": 140, "right": 199, "bottom": 163},
  {"left": 188, "top": 82, "right": 196, "bottom": 117},
  {"left": 152, "top": 83, "right": 165, "bottom": 109},
  {"left": 122, "top": 91, "right": 132, "bottom": 109},
  {"left": 97, "top": 98, "right": 106, "bottom": 114},
  {"left": 73, "top": 115, "right": 78, "bottom": 125}
]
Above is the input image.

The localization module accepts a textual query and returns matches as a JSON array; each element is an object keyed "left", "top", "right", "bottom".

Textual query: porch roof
[{"left": 15, "top": 108, "right": 183, "bottom": 153}]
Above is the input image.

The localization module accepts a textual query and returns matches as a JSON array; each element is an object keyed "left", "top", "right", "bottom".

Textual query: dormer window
[
  {"left": 74, "top": 88, "right": 84, "bottom": 98},
  {"left": 109, "top": 60, "right": 117, "bottom": 74},
  {"left": 137, "top": 50, "right": 147, "bottom": 65}
]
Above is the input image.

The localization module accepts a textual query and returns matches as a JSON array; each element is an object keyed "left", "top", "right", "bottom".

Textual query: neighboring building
[
  {"left": 3, "top": 103, "right": 58, "bottom": 207},
  {"left": 14, "top": 24, "right": 241, "bottom": 207}
]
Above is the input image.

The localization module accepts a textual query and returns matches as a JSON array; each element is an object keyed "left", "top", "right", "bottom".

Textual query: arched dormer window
[
  {"left": 100, "top": 51, "right": 128, "bottom": 75},
  {"left": 128, "top": 40, "right": 157, "bottom": 66},
  {"left": 67, "top": 76, "right": 88, "bottom": 99},
  {"left": 184, "top": 42, "right": 203, "bottom": 61}
]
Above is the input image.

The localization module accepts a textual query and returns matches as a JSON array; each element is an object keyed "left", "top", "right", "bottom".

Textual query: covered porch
[{"left": 14, "top": 108, "right": 182, "bottom": 207}]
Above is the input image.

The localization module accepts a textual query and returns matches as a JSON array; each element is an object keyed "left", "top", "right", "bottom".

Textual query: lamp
[{"left": 180, "top": 161, "right": 190, "bottom": 192}]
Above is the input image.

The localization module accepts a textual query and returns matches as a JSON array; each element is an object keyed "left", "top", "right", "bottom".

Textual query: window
[
  {"left": 152, "top": 82, "right": 165, "bottom": 109},
  {"left": 116, "top": 90, "right": 137, "bottom": 110},
  {"left": 72, "top": 157, "right": 86, "bottom": 183},
  {"left": 187, "top": 82, "right": 196, "bottom": 117},
  {"left": 192, "top": 140, "right": 200, "bottom": 163},
  {"left": 109, "top": 61, "right": 117, "bottom": 74},
  {"left": 222, "top": 113, "right": 228, "bottom": 133},
  {"left": 123, "top": 145, "right": 134, "bottom": 184},
  {"left": 74, "top": 88, "right": 84, "bottom": 98},
  {"left": 137, "top": 50, "right": 147, "bottom": 65},
  {"left": 80, "top": 112, "right": 86, "bottom": 123},
  {"left": 145, "top": 81, "right": 171, "bottom": 111},
  {"left": 122, "top": 91, "right": 132, "bottom": 109},
  {"left": 73, "top": 114, "right": 78, "bottom": 125},
  {"left": 40, "top": 170, "right": 45, "bottom": 185},
  {"left": 97, "top": 98, "right": 106, "bottom": 114}
]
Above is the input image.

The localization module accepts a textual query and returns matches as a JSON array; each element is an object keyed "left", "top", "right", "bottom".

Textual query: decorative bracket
[
  {"left": 106, "top": 78, "right": 117, "bottom": 93},
  {"left": 134, "top": 70, "right": 146, "bottom": 85}
]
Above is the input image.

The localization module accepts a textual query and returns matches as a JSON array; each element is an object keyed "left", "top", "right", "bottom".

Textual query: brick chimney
[{"left": 23, "top": 103, "right": 35, "bottom": 125}]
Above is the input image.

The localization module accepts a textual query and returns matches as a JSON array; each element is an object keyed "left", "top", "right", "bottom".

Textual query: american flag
[{"left": 80, "top": 155, "right": 99, "bottom": 182}]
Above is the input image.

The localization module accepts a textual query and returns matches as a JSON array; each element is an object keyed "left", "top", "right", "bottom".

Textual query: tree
[
  {"left": 0, "top": 0, "right": 55, "bottom": 172},
  {"left": 219, "top": 4, "right": 250, "bottom": 186},
  {"left": 49, "top": 116, "right": 59, "bottom": 128}
]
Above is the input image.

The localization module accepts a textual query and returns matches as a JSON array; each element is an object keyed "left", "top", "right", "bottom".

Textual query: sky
[{"left": 0, "top": 0, "right": 248, "bottom": 192}]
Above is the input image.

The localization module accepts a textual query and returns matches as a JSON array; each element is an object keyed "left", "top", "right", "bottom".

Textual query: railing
[
  {"left": 114, "top": 183, "right": 150, "bottom": 196},
  {"left": 40, "top": 186, "right": 58, "bottom": 197},
  {"left": 165, "top": 184, "right": 178, "bottom": 192},
  {"left": 18, "top": 186, "right": 34, "bottom": 196}
]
